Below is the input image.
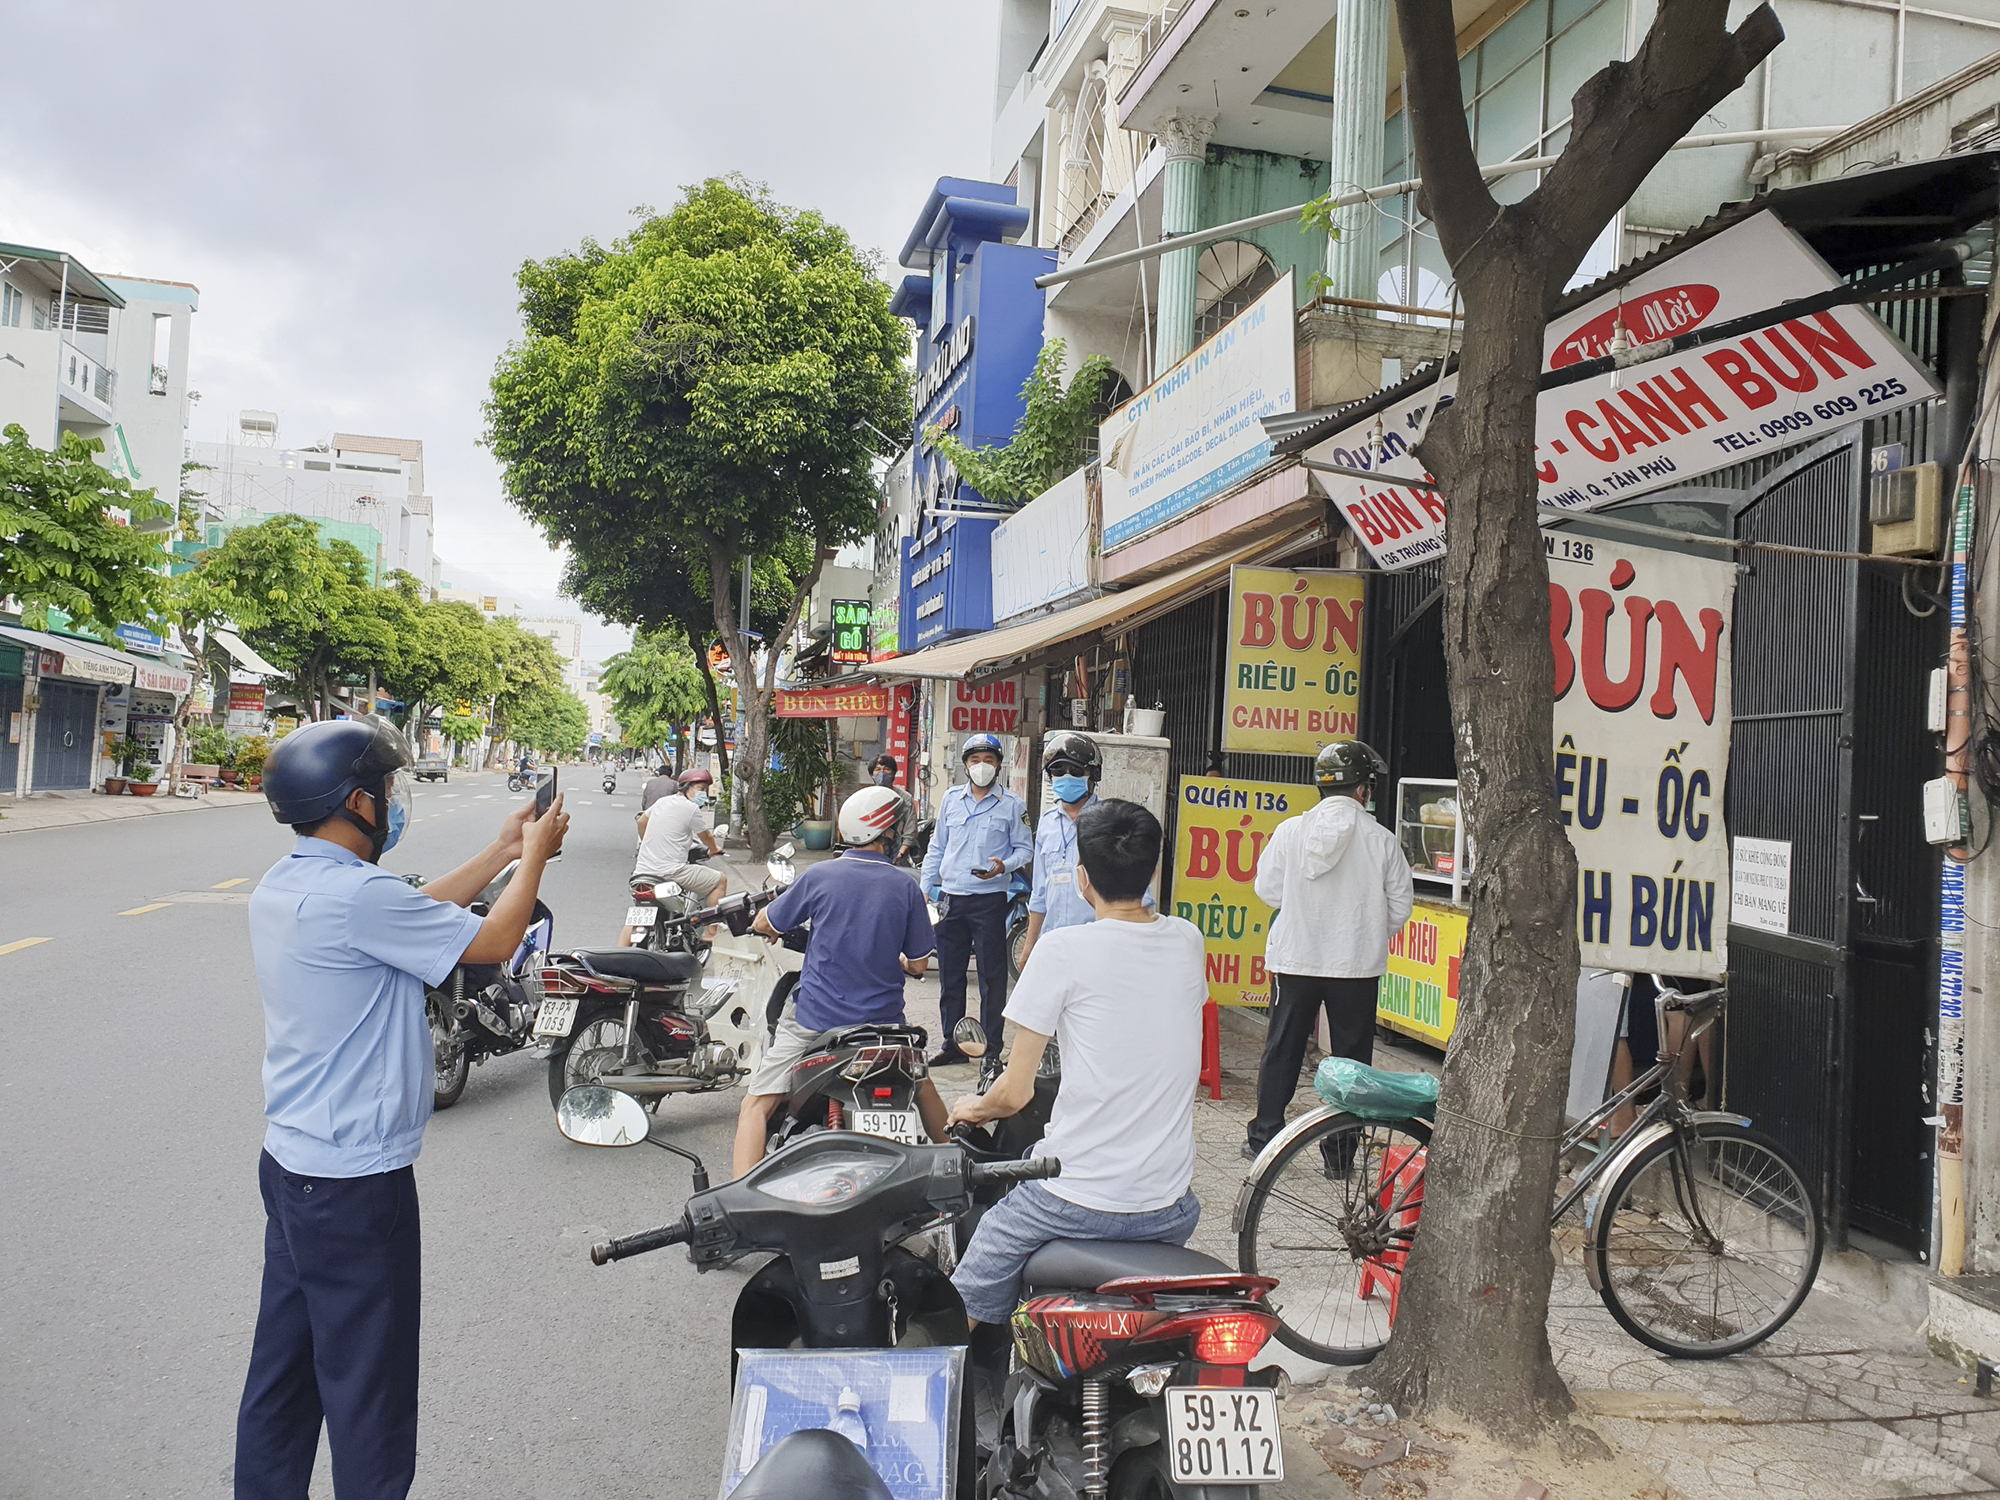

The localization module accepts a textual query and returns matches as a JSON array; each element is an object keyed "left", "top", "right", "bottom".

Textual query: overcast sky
[{"left": 7, "top": 1, "right": 997, "bottom": 659}]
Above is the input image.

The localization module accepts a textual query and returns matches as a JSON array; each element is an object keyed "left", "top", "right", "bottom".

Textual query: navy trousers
[
  {"left": 936, "top": 890, "right": 1010, "bottom": 1051},
  {"left": 1248, "top": 973, "right": 1381, "bottom": 1152},
  {"left": 235, "top": 1150, "right": 421, "bottom": 1500}
]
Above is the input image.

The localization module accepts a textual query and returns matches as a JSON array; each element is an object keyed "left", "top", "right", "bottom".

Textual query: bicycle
[{"left": 1234, "top": 983, "right": 1824, "bottom": 1362}]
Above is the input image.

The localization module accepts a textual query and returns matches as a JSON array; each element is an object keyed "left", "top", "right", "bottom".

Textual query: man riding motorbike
[
  {"left": 945, "top": 798, "right": 1207, "bottom": 1325},
  {"left": 732, "top": 785, "right": 941, "bottom": 1177},
  {"left": 621, "top": 768, "right": 726, "bottom": 946}
]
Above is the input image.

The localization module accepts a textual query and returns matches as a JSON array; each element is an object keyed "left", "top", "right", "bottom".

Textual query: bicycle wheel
[
  {"left": 1237, "top": 1112, "right": 1432, "bottom": 1365},
  {"left": 1590, "top": 1123, "right": 1822, "bottom": 1358}
]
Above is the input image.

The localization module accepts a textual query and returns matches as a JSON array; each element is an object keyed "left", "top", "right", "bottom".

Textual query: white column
[
  {"left": 1326, "top": 0, "right": 1391, "bottom": 306},
  {"left": 1154, "top": 112, "right": 1216, "bottom": 375}
]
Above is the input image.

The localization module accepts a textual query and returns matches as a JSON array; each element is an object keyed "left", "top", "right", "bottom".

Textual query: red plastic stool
[{"left": 1357, "top": 1144, "right": 1427, "bottom": 1322}]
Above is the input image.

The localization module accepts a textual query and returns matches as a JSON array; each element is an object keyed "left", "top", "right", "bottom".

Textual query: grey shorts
[
  {"left": 745, "top": 1005, "right": 828, "bottom": 1096},
  {"left": 631, "top": 863, "right": 723, "bottom": 901}
]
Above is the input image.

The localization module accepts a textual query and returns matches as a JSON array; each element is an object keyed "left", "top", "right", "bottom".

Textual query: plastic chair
[{"left": 1357, "top": 1144, "right": 1427, "bottom": 1321}]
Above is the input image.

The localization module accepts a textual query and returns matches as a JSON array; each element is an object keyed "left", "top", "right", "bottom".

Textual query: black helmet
[
  {"left": 1042, "top": 730, "right": 1101, "bottom": 777},
  {"left": 263, "top": 718, "right": 412, "bottom": 826},
  {"left": 1314, "top": 740, "right": 1388, "bottom": 794}
]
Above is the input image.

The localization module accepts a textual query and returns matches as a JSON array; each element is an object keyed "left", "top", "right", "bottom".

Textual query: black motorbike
[
  {"left": 565, "top": 1087, "right": 1283, "bottom": 1500},
  {"left": 602, "top": 769, "right": 618, "bottom": 794},
  {"left": 426, "top": 863, "right": 554, "bottom": 1109}
]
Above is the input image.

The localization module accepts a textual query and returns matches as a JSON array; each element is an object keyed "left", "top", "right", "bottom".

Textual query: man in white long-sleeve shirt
[{"left": 1244, "top": 740, "right": 1415, "bottom": 1161}]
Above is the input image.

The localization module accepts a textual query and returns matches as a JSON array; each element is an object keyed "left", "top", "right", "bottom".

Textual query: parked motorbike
[
  {"left": 426, "top": 862, "right": 555, "bottom": 1109},
  {"left": 565, "top": 1085, "right": 1284, "bottom": 1499},
  {"left": 1005, "top": 866, "right": 1033, "bottom": 981}
]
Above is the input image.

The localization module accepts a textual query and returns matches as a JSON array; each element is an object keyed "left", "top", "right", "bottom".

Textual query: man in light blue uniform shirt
[
  {"left": 921, "top": 731, "right": 1032, "bottom": 1076},
  {"left": 236, "top": 719, "right": 568, "bottom": 1500},
  {"left": 1020, "top": 731, "right": 1153, "bottom": 968}
]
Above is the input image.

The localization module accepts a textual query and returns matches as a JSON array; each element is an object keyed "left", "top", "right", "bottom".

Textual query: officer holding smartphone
[{"left": 235, "top": 719, "right": 567, "bottom": 1500}]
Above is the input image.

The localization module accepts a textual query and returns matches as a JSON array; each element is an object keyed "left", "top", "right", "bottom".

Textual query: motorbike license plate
[
  {"left": 533, "top": 995, "right": 579, "bottom": 1039},
  {"left": 851, "top": 1108, "right": 924, "bottom": 1144},
  {"left": 624, "top": 905, "right": 657, "bottom": 928},
  {"left": 1164, "top": 1388, "right": 1283, "bottom": 1485}
]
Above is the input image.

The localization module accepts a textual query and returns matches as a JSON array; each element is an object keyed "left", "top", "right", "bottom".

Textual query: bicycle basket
[{"left": 1313, "top": 1058, "right": 1439, "bottom": 1121}]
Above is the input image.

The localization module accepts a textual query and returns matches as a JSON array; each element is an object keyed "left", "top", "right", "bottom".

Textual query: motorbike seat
[
  {"left": 731, "top": 1428, "right": 891, "bottom": 1500},
  {"left": 570, "top": 948, "right": 701, "bottom": 986},
  {"left": 1023, "top": 1239, "right": 1229, "bottom": 1292}
]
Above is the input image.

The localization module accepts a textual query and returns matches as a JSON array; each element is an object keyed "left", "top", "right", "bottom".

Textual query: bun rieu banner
[
  {"left": 1305, "top": 211, "right": 1939, "bottom": 570},
  {"left": 1222, "top": 567, "right": 1366, "bottom": 756}
]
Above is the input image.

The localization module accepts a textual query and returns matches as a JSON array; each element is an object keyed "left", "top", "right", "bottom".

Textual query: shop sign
[
  {"left": 1221, "top": 567, "right": 1365, "bottom": 755},
  {"left": 134, "top": 661, "right": 193, "bottom": 697},
  {"left": 1310, "top": 212, "right": 1940, "bottom": 569},
  {"left": 272, "top": 716, "right": 299, "bottom": 738},
  {"left": 227, "top": 684, "right": 268, "bottom": 730},
  {"left": 914, "top": 316, "right": 976, "bottom": 419},
  {"left": 775, "top": 683, "right": 894, "bottom": 718},
  {"left": 1378, "top": 903, "right": 1468, "bottom": 1046},
  {"left": 1555, "top": 538, "right": 1734, "bottom": 978},
  {"left": 901, "top": 517, "right": 997, "bottom": 648},
  {"left": 831, "top": 600, "right": 871, "bottom": 664},
  {"left": 46, "top": 646, "right": 134, "bottom": 686},
  {"left": 992, "top": 464, "right": 1098, "bottom": 622},
  {"left": 116, "top": 623, "right": 164, "bottom": 653},
  {"left": 1169, "top": 776, "right": 1298, "bottom": 1006},
  {"left": 1730, "top": 837, "right": 1791, "bottom": 934},
  {"left": 1099, "top": 272, "right": 1296, "bottom": 550},
  {"left": 37, "top": 649, "right": 62, "bottom": 677},
  {"left": 873, "top": 588, "right": 901, "bottom": 660},
  {"left": 948, "top": 678, "right": 1021, "bottom": 735},
  {"left": 884, "top": 683, "right": 914, "bottom": 787}
]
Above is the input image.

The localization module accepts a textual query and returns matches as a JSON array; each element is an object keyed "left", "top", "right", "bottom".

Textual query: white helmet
[{"left": 838, "top": 785, "right": 912, "bottom": 849}]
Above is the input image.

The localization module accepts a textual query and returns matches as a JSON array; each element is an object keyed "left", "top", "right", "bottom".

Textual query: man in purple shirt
[{"left": 731, "top": 786, "right": 939, "bottom": 1176}]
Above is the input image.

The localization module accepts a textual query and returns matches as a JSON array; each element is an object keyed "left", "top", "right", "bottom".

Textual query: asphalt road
[{"left": 0, "top": 769, "right": 834, "bottom": 1500}]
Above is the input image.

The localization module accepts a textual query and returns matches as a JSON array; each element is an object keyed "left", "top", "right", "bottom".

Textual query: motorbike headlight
[{"left": 754, "top": 1150, "right": 897, "bottom": 1206}]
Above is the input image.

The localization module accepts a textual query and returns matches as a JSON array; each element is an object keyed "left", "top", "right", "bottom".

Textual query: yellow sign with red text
[
  {"left": 1376, "top": 900, "right": 1468, "bottom": 1046},
  {"left": 1222, "top": 567, "right": 1366, "bottom": 756},
  {"left": 1169, "top": 776, "right": 1302, "bottom": 1007}
]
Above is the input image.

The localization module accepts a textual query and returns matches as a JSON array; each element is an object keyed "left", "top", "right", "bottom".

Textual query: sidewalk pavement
[{"left": 0, "top": 783, "right": 269, "bottom": 832}]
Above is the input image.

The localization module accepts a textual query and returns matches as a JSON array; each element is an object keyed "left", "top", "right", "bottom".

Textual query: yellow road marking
[
  {"left": 212, "top": 877, "right": 248, "bottom": 889},
  {"left": 0, "top": 937, "right": 51, "bottom": 957},
  {"left": 119, "top": 903, "right": 173, "bottom": 917}
]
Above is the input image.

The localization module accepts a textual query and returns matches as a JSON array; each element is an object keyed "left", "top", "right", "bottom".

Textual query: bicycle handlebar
[{"left": 591, "top": 1220, "right": 690, "bottom": 1265}]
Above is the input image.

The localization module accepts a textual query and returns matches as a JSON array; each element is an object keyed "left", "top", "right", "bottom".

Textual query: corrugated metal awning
[
  {"left": 868, "top": 535, "right": 1286, "bottom": 682},
  {"left": 0, "top": 625, "right": 135, "bottom": 685}
]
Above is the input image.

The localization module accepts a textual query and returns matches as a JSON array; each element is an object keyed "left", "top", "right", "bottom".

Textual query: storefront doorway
[
  {"left": 0, "top": 677, "right": 20, "bottom": 792},
  {"left": 32, "top": 679, "right": 101, "bottom": 791}
]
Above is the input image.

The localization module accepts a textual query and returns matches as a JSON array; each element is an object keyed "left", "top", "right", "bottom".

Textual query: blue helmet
[
  {"left": 263, "top": 718, "right": 412, "bottom": 827},
  {"left": 960, "top": 732, "right": 1004, "bottom": 763}
]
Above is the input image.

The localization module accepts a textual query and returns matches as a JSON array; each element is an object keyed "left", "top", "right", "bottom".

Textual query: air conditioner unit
[{"left": 1870, "top": 461, "right": 1943, "bottom": 556}]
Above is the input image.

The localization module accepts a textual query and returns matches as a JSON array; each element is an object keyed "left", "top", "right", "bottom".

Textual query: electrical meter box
[{"left": 1870, "top": 462, "right": 1944, "bottom": 556}]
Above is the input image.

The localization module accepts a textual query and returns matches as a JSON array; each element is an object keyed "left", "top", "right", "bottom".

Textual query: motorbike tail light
[
  {"left": 1133, "top": 1309, "right": 1279, "bottom": 1366},
  {"left": 537, "top": 966, "right": 584, "bottom": 996},
  {"left": 872, "top": 1087, "right": 895, "bottom": 1100},
  {"left": 1012, "top": 1296, "right": 1163, "bottom": 1380},
  {"left": 632, "top": 885, "right": 656, "bottom": 902}
]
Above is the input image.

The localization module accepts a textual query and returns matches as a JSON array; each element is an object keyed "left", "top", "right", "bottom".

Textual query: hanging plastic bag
[{"left": 1313, "top": 1057, "right": 1439, "bottom": 1121}]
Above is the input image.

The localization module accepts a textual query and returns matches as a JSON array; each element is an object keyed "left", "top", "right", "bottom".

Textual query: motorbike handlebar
[
  {"left": 590, "top": 1220, "right": 691, "bottom": 1265},
  {"left": 968, "top": 1156, "right": 1061, "bottom": 1188}
]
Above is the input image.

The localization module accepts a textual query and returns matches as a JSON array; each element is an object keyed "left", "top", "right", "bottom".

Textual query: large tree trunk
[{"left": 1367, "top": 0, "right": 1783, "bottom": 1445}]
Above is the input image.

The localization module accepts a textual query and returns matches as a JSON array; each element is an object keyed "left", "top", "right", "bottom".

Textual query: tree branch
[
  {"left": 1532, "top": 0, "right": 1781, "bottom": 296},
  {"left": 1393, "top": 0, "right": 1498, "bottom": 264},
  {"left": 760, "top": 543, "right": 835, "bottom": 698}
]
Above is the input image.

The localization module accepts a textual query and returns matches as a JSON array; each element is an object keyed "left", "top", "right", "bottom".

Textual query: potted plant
[
  {"left": 129, "top": 761, "right": 160, "bottom": 796},
  {"left": 235, "top": 733, "right": 271, "bottom": 791},
  {"left": 104, "top": 735, "right": 142, "bottom": 796}
]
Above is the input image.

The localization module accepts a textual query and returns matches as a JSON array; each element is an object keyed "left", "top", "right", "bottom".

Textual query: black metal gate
[
  {"left": 1725, "top": 429, "right": 1941, "bottom": 1251},
  {"left": 0, "top": 678, "right": 20, "bottom": 792},
  {"left": 32, "top": 679, "right": 99, "bottom": 791}
]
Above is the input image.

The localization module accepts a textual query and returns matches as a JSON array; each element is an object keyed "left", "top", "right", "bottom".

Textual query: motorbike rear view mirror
[
  {"left": 713, "top": 821, "right": 731, "bottom": 842},
  {"left": 953, "top": 1018, "right": 988, "bottom": 1059},
  {"left": 556, "top": 1086, "right": 651, "bottom": 1147},
  {"left": 773, "top": 842, "right": 796, "bottom": 860}
]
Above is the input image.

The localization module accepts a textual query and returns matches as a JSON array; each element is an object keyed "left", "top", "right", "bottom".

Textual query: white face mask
[{"left": 968, "top": 762, "right": 998, "bottom": 789}]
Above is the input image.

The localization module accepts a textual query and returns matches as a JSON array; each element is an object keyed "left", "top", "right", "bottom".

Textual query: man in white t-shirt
[
  {"left": 622, "top": 770, "right": 726, "bottom": 945},
  {"left": 947, "top": 798, "right": 1206, "bottom": 1324}
]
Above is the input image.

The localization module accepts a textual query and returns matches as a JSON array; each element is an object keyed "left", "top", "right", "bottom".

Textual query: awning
[
  {"left": 0, "top": 625, "right": 135, "bottom": 686},
  {"left": 214, "top": 628, "right": 283, "bottom": 677},
  {"left": 870, "top": 536, "right": 1292, "bottom": 683}
]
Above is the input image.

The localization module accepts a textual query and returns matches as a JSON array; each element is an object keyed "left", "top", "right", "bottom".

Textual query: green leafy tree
[
  {"left": 487, "top": 616, "right": 571, "bottom": 766},
  {"left": 487, "top": 176, "right": 908, "bottom": 854},
  {"left": 509, "top": 687, "right": 589, "bottom": 758},
  {"left": 439, "top": 714, "right": 483, "bottom": 764},
  {"left": 373, "top": 583, "right": 503, "bottom": 753},
  {"left": 924, "top": 340, "right": 1119, "bottom": 503},
  {"left": 600, "top": 626, "right": 709, "bottom": 768},
  {"left": 0, "top": 426, "right": 172, "bottom": 638}
]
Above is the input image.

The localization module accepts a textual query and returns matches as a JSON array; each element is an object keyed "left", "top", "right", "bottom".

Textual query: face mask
[
  {"left": 692, "top": 791, "right": 710, "bottom": 808},
  {"left": 968, "top": 762, "right": 998, "bottom": 789},
  {"left": 383, "top": 785, "right": 408, "bottom": 854},
  {"left": 873, "top": 770, "right": 895, "bottom": 787},
  {"left": 1051, "top": 774, "right": 1090, "bottom": 805}
]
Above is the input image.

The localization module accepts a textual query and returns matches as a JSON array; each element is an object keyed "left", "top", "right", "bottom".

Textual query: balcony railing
[
  {"left": 1131, "top": 0, "right": 1196, "bottom": 76},
  {"left": 60, "top": 341, "right": 116, "bottom": 410}
]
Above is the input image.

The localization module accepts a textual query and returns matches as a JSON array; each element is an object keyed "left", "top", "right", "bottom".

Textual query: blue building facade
[{"left": 890, "top": 178, "right": 1054, "bottom": 649}]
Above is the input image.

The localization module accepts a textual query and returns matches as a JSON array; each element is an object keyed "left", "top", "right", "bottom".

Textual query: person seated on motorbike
[
  {"left": 945, "top": 798, "right": 1206, "bottom": 1326},
  {"left": 733, "top": 785, "right": 941, "bottom": 1178},
  {"left": 622, "top": 769, "right": 726, "bottom": 946}
]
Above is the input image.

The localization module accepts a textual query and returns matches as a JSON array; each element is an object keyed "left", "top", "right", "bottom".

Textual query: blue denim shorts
[{"left": 951, "top": 1180, "right": 1202, "bottom": 1324}]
